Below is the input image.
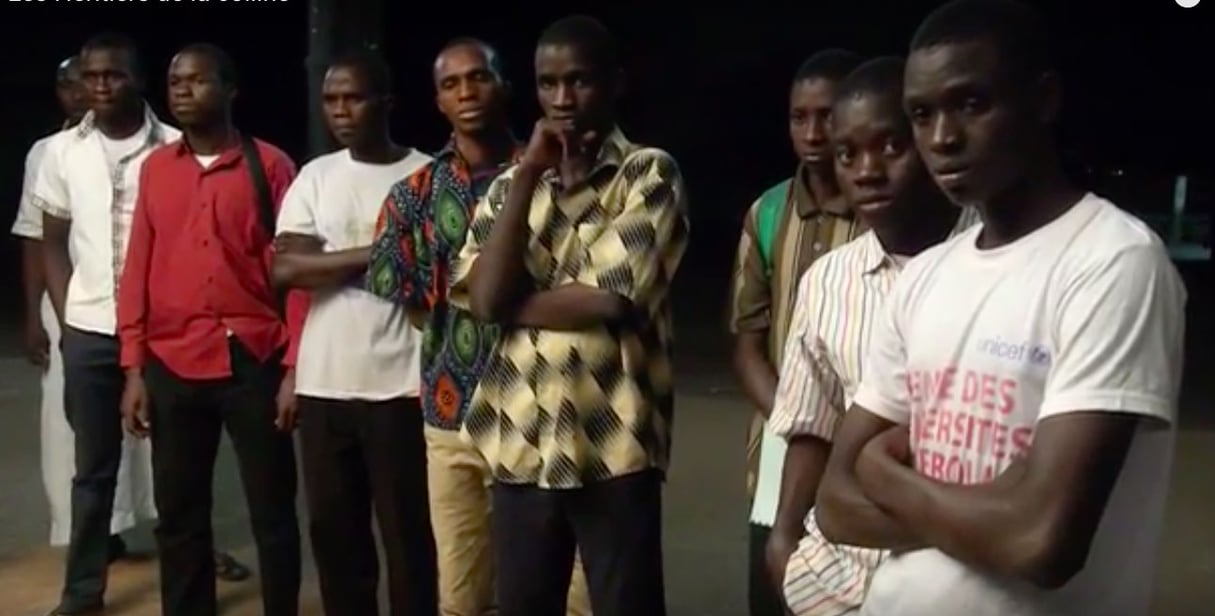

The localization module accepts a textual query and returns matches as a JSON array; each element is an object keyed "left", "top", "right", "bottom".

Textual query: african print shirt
[
  {"left": 365, "top": 140, "right": 521, "bottom": 430},
  {"left": 449, "top": 128, "right": 691, "bottom": 489}
]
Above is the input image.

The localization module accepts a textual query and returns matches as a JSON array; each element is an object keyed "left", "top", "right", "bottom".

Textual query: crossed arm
[
  {"left": 455, "top": 152, "right": 688, "bottom": 332},
  {"left": 816, "top": 405, "right": 1140, "bottom": 589}
]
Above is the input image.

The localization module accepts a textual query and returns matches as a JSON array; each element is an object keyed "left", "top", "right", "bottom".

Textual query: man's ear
[
  {"left": 382, "top": 93, "right": 395, "bottom": 114},
  {"left": 227, "top": 86, "right": 239, "bottom": 106},
  {"left": 613, "top": 67, "right": 626, "bottom": 100}
]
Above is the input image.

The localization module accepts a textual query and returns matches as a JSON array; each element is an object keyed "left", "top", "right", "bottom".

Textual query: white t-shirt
[
  {"left": 194, "top": 153, "right": 221, "bottom": 168},
  {"left": 276, "top": 148, "right": 431, "bottom": 401},
  {"left": 100, "top": 125, "right": 148, "bottom": 173},
  {"left": 854, "top": 194, "right": 1186, "bottom": 616}
]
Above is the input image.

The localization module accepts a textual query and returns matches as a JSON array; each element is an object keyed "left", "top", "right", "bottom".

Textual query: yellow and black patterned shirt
[{"left": 449, "top": 128, "right": 690, "bottom": 489}]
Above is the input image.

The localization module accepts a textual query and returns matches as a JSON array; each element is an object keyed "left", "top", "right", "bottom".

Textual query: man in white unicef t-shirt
[{"left": 812, "top": 1, "right": 1187, "bottom": 615}]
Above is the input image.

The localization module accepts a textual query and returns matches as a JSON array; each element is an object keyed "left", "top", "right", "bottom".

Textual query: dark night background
[{"left": 0, "top": 0, "right": 1211, "bottom": 353}]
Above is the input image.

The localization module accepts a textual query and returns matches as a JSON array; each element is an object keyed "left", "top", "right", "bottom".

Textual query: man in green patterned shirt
[{"left": 449, "top": 14, "right": 689, "bottom": 616}]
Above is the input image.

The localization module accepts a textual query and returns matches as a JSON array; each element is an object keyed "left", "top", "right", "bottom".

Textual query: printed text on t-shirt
[{"left": 905, "top": 365, "right": 1033, "bottom": 485}]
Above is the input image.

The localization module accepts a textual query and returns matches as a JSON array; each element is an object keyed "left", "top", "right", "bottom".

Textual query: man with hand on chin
[{"left": 450, "top": 14, "right": 689, "bottom": 616}]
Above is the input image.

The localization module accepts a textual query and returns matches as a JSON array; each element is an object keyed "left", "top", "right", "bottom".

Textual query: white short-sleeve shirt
[
  {"left": 11, "top": 132, "right": 60, "bottom": 240},
  {"left": 853, "top": 194, "right": 1186, "bottom": 616},
  {"left": 275, "top": 148, "right": 431, "bottom": 401},
  {"left": 32, "top": 106, "right": 180, "bottom": 336}
]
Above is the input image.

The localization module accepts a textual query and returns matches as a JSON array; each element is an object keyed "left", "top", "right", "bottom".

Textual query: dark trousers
[
  {"left": 297, "top": 395, "right": 437, "bottom": 616},
  {"left": 749, "top": 524, "right": 789, "bottom": 616},
  {"left": 58, "top": 327, "right": 125, "bottom": 608},
  {"left": 493, "top": 470, "right": 667, "bottom": 616},
  {"left": 144, "top": 340, "right": 300, "bottom": 616}
]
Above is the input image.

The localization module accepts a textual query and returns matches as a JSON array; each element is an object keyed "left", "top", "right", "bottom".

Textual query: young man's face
[
  {"left": 80, "top": 47, "right": 140, "bottom": 122},
  {"left": 322, "top": 65, "right": 387, "bottom": 148},
  {"left": 831, "top": 90, "right": 935, "bottom": 228},
  {"left": 789, "top": 77, "right": 837, "bottom": 167},
  {"left": 434, "top": 43, "right": 509, "bottom": 136},
  {"left": 534, "top": 43, "right": 615, "bottom": 133},
  {"left": 56, "top": 70, "right": 88, "bottom": 123},
  {"left": 168, "top": 51, "right": 234, "bottom": 128},
  {"left": 904, "top": 38, "right": 1040, "bottom": 207}
]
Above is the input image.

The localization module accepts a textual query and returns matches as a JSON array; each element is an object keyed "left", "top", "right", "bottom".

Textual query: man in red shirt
[{"left": 116, "top": 43, "right": 304, "bottom": 616}]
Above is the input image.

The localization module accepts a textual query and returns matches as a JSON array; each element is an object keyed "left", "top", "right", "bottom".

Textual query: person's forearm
[
  {"left": 734, "top": 333, "right": 778, "bottom": 416},
  {"left": 772, "top": 436, "right": 832, "bottom": 536},
  {"left": 816, "top": 449, "right": 924, "bottom": 551},
  {"left": 861, "top": 456, "right": 1076, "bottom": 587},
  {"left": 273, "top": 247, "right": 370, "bottom": 290},
  {"left": 509, "top": 283, "right": 628, "bottom": 330},
  {"left": 469, "top": 165, "right": 542, "bottom": 321},
  {"left": 20, "top": 239, "right": 45, "bottom": 324}
]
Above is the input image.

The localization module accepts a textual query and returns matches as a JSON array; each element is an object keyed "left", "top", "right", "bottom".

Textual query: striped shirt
[{"left": 774, "top": 208, "right": 979, "bottom": 616}]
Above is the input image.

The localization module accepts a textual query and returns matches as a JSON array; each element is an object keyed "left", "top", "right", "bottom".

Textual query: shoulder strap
[
  {"left": 238, "top": 135, "right": 286, "bottom": 314},
  {"left": 756, "top": 179, "right": 791, "bottom": 277},
  {"left": 239, "top": 135, "right": 276, "bottom": 239}
]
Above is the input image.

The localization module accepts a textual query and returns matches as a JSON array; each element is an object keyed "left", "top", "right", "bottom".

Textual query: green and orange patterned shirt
[{"left": 365, "top": 140, "right": 521, "bottom": 430}]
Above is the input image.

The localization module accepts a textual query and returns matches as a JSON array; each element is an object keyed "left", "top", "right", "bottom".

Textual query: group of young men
[
  {"left": 732, "top": 1, "right": 1186, "bottom": 615},
  {"left": 10, "top": 0, "right": 1187, "bottom": 615},
  {"left": 16, "top": 12, "right": 685, "bottom": 616}
]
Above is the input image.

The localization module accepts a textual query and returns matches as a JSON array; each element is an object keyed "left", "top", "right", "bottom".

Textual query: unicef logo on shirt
[{"left": 978, "top": 337, "right": 1052, "bottom": 367}]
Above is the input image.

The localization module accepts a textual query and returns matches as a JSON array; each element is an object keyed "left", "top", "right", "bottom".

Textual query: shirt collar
[
  {"left": 860, "top": 230, "right": 899, "bottom": 275},
  {"left": 540, "top": 125, "right": 633, "bottom": 184},
  {"left": 74, "top": 102, "right": 166, "bottom": 146},
  {"left": 435, "top": 134, "right": 526, "bottom": 170},
  {"left": 790, "top": 162, "right": 852, "bottom": 218}
]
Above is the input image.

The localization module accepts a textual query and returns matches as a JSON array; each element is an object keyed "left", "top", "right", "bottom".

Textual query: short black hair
[
  {"left": 835, "top": 56, "right": 907, "bottom": 105},
  {"left": 57, "top": 55, "right": 80, "bottom": 83},
  {"left": 794, "top": 48, "right": 864, "bottom": 84},
  {"left": 177, "top": 43, "right": 238, "bottom": 86},
  {"left": 910, "top": 0, "right": 1052, "bottom": 79},
  {"left": 537, "top": 15, "right": 619, "bottom": 73},
  {"left": 81, "top": 31, "right": 143, "bottom": 79},
  {"left": 329, "top": 48, "right": 393, "bottom": 96},
  {"left": 437, "top": 36, "right": 506, "bottom": 79}
]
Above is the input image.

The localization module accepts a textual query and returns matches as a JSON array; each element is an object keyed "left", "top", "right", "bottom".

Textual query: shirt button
[
  {"left": 201, "top": 239, "right": 209, "bottom": 247},
  {"left": 813, "top": 241, "right": 824, "bottom": 251}
]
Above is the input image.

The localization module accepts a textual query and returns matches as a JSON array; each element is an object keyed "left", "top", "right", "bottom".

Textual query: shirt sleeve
[
  {"left": 575, "top": 149, "right": 690, "bottom": 314},
  {"left": 365, "top": 172, "right": 429, "bottom": 317},
  {"left": 770, "top": 266, "right": 848, "bottom": 441},
  {"left": 728, "top": 201, "right": 771, "bottom": 334},
  {"left": 264, "top": 152, "right": 311, "bottom": 369},
  {"left": 32, "top": 136, "right": 71, "bottom": 221},
  {"left": 117, "top": 160, "right": 155, "bottom": 369},
  {"left": 448, "top": 172, "right": 510, "bottom": 311},
  {"left": 12, "top": 140, "right": 49, "bottom": 239},
  {"left": 1039, "top": 245, "right": 1186, "bottom": 424},
  {"left": 852, "top": 275, "right": 913, "bottom": 426},
  {"left": 274, "top": 168, "right": 319, "bottom": 238}
]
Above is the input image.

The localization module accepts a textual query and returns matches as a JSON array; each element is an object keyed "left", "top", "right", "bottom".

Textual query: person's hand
[
  {"left": 22, "top": 313, "right": 49, "bottom": 369},
  {"left": 520, "top": 118, "right": 598, "bottom": 177},
  {"left": 121, "top": 371, "right": 150, "bottom": 438},
  {"left": 274, "top": 368, "right": 298, "bottom": 432},
  {"left": 764, "top": 525, "right": 800, "bottom": 596},
  {"left": 856, "top": 425, "right": 912, "bottom": 498}
]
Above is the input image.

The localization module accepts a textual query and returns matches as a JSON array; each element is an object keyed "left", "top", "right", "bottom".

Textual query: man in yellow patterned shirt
[{"left": 449, "top": 14, "right": 689, "bottom": 616}]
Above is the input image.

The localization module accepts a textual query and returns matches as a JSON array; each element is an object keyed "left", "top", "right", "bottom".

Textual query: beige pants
[{"left": 425, "top": 426, "right": 592, "bottom": 616}]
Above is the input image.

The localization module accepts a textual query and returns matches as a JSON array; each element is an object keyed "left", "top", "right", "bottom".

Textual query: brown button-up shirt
[{"left": 729, "top": 165, "right": 866, "bottom": 368}]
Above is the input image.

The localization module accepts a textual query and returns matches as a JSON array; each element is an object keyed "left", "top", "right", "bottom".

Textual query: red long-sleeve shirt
[{"left": 117, "top": 137, "right": 309, "bottom": 379}]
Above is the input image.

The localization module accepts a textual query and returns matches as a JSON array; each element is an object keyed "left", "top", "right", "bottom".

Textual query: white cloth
[
  {"left": 275, "top": 148, "right": 430, "bottom": 400},
  {"left": 31, "top": 106, "right": 180, "bottom": 336},
  {"left": 854, "top": 194, "right": 1186, "bottom": 616}
]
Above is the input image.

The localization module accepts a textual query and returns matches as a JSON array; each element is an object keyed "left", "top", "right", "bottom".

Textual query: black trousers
[
  {"left": 58, "top": 327, "right": 125, "bottom": 608},
  {"left": 297, "top": 395, "right": 437, "bottom": 616},
  {"left": 493, "top": 469, "right": 667, "bottom": 616},
  {"left": 749, "top": 523, "right": 789, "bottom": 616},
  {"left": 144, "top": 340, "right": 300, "bottom": 616}
]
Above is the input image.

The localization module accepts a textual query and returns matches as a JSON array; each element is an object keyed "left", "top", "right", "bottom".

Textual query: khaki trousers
[{"left": 425, "top": 426, "right": 591, "bottom": 616}]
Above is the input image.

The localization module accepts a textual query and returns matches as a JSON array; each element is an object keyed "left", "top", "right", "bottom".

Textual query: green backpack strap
[{"left": 756, "top": 179, "right": 791, "bottom": 278}]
